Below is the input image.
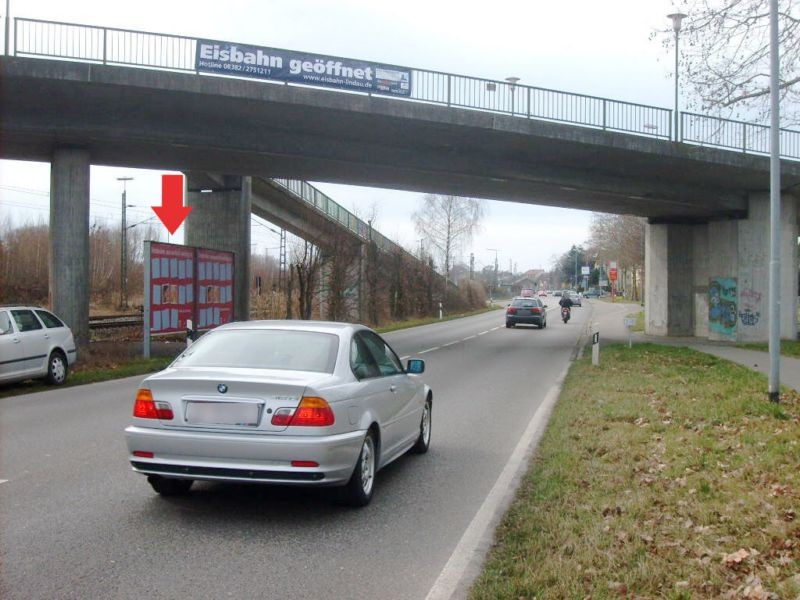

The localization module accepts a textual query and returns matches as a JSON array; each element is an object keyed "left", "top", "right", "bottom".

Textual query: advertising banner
[{"left": 195, "top": 39, "right": 412, "bottom": 97}]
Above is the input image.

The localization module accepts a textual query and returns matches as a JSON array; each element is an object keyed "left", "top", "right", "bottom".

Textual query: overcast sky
[{"left": 0, "top": 0, "right": 683, "bottom": 273}]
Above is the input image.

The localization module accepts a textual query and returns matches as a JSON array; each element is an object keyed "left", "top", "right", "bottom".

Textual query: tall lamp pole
[
  {"left": 667, "top": 12, "right": 687, "bottom": 140},
  {"left": 117, "top": 177, "right": 133, "bottom": 309},
  {"left": 4, "top": 0, "right": 10, "bottom": 56}
]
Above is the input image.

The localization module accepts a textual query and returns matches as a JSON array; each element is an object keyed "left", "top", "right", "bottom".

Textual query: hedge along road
[{"left": 0, "top": 305, "right": 589, "bottom": 600}]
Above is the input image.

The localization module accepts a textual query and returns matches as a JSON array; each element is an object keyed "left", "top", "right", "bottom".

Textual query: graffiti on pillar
[
  {"left": 709, "top": 277, "right": 737, "bottom": 336},
  {"left": 738, "top": 287, "right": 762, "bottom": 327}
]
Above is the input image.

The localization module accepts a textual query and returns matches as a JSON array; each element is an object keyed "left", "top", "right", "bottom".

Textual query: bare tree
[
  {"left": 658, "top": 0, "right": 799, "bottom": 123},
  {"left": 412, "top": 194, "right": 484, "bottom": 305},
  {"left": 586, "top": 213, "right": 645, "bottom": 300},
  {"left": 293, "top": 240, "right": 321, "bottom": 320}
]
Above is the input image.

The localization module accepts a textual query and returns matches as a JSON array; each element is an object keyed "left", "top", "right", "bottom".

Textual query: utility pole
[
  {"left": 117, "top": 177, "right": 133, "bottom": 309},
  {"left": 469, "top": 252, "right": 474, "bottom": 280},
  {"left": 487, "top": 248, "right": 498, "bottom": 300},
  {"left": 4, "top": 0, "right": 10, "bottom": 56}
]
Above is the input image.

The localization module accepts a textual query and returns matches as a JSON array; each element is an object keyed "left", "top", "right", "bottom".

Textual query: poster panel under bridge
[
  {"left": 196, "top": 39, "right": 412, "bottom": 97},
  {"left": 143, "top": 242, "right": 235, "bottom": 357}
]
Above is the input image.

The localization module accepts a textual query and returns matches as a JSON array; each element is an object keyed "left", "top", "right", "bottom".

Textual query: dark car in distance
[{"left": 505, "top": 297, "right": 548, "bottom": 329}]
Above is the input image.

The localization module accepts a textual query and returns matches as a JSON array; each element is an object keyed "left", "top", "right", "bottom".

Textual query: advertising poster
[
  {"left": 196, "top": 39, "right": 412, "bottom": 97},
  {"left": 148, "top": 242, "right": 195, "bottom": 334},
  {"left": 196, "top": 248, "right": 235, "bottom": 330}
]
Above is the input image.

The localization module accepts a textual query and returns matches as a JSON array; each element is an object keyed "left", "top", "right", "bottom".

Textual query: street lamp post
[
  {"left": 117, "top": 177, "right": 133, "bottom": 309},
  {"left": 505, "top": 76, "right": 520, "bottom": 115},
  {"left": 667, "top": 12, "right": 687, "bottom": 140}
]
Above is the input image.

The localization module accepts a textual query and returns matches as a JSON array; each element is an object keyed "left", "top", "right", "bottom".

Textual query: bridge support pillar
[
  {"left": 645, "top": 193, "right": 798, "bottom": 342},
  {"left": 185, "top": 174, "right": 252, "bottom": 322},
  {"left": 50, "top": 147, "right": 90, "bottom": 345}
]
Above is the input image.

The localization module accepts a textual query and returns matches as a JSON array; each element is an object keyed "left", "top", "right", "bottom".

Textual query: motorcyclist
[
  {"left": 558, "top": 293, "right": 574, "bottom": 320},
  {"left": 558, "top": 293, "right": 574, "bottom": 310}
]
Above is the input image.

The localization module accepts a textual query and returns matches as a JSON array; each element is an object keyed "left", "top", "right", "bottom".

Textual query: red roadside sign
[{"left": 609, "top": 268, "right": 618, "bottom": 281}]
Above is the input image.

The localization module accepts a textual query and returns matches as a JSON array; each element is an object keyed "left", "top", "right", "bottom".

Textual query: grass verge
[
  {"left": 470, "top": 344, "right": 800, "bottom": 600},
  {"left": 738, "top": 339, "right": 800, "bottom": 358}
]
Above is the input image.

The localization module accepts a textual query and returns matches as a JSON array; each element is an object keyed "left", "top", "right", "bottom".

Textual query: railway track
[{"left": 88, "top": 313, "right": 143, "bottom": 329}]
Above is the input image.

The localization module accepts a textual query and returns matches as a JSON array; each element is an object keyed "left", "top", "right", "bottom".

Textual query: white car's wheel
[
  {"left": 45, "top": 351, "right": 68, "bottom": 385},
  {"left": 339, "top": 431, "right": 377, "bottom": 507},
  {"left": 410, "top": 397, "right": 432, "bottom": 454}
]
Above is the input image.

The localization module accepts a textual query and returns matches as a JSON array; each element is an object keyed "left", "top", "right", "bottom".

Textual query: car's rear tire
[
  {"left": 45, "top": 350, "right": 68, "bottom": 385},
  {"left": 506, "top": 322, "right": 514, "bottom": 328},
  {"left": 410, "top": 397, "right": 432, "bottom": 454},
  {"left": 147, "top": 475, "right": 193, "bottom": 496},
  {"left": 339, "top": 431, "right": 376, "bottom": 507}
]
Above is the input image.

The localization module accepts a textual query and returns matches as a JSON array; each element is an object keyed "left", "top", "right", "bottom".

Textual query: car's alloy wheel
[
  {"left": 46, "top": 351, "right": 67, "bottom": 385},
  {"left": 340, "top": 432, "right": 377, "bottom": 507},
  {"left": 410, "top": 398, "right": 432, "bottom": 454}
]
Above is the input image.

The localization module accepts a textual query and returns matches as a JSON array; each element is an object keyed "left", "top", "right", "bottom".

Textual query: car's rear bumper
[
  {"left": 506, "top": 316, "right": 544, "bottom": 326},
  {"left": 124, "top": 425, "right": 364, "bottom": 486}
]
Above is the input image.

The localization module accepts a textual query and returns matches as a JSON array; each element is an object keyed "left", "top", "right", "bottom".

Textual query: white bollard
[
  {"left": 591, "top": 323, "right": 600, "bottom": 366},
  {"left": 439, "top": 302, "right": 443, "bottom": 320}
]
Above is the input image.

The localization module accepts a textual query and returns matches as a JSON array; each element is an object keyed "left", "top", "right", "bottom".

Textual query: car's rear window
[
  {"left": 174, "top": 329, "right": 339, "bottom": 373},
  {"left": 512, "top": 299, "right": 539, "bottom": 308},
  {"left": 35, "top": 310, "right": 65, "bottom": 329}
]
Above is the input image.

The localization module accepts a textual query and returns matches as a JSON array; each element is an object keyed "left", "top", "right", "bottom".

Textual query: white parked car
[{"left": 0, "top": 305, "right": 77, "bottom": 385}]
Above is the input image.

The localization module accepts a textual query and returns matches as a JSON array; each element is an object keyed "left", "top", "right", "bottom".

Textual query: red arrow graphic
[{"left": 153, "top": 174, "right": 192, "bottom": 234}]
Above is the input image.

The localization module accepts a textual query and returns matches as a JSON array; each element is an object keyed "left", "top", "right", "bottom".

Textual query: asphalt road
[{"left": 0, "top": 303, "right": 592, "bottom": 600}]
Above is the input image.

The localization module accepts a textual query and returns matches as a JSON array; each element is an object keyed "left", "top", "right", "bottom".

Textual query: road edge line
[{"left": 424, "top": 362, "right": 571, "bottom": 600}]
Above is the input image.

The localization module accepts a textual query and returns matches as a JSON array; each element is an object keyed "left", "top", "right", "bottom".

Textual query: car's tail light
[
  {"left": 133, "top": 451, "right": 154, "bottom": 458},
  {"left": 507, "top": 307, "right": 517, "bottom": 315},
  {"left": 532, "top": 307, "right": 541, "bottom": 314},
  {"left": 291, "top": 460, "right": 319, "bottom": 467},
  {"left": 133, "top": 388, "right": 173, "bottom": 420},
  {"left": 272, "top": 396, "right": 335, "bottom": 427}
]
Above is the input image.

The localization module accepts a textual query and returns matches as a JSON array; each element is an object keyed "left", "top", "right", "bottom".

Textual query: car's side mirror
[
  {"left": 543, "top": 304, "right": 548, "bottom": 309},
  {"left": 406, "top": 359, "right": 425, "bottom": 374}
]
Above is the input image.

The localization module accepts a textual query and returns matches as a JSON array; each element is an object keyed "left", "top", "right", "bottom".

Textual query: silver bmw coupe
[{"left": 125, "top": 320, "right": 431, "bottom": 506}]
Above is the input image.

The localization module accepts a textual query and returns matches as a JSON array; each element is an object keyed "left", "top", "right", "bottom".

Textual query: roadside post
[
  {"left": 439, "top": 302, "right": 443, "bottom": 320},
  {"left": 624, "top": 316, "right": 637, "bottom": 348},
  {"left": 592, "top": 323, "right": 600, "bottom": 366}
]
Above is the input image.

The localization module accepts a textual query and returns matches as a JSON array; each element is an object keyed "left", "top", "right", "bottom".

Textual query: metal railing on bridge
[
  {"left": 9, "top": 17, "right": 800, "bottom": 161},
  {"left": 270, "top": 178, "right": 405, "bottom": 256}
]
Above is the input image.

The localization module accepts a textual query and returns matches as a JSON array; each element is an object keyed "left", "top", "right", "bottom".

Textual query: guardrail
[{"left": 11, "top": 17, "right": 799, "bottom": 161}]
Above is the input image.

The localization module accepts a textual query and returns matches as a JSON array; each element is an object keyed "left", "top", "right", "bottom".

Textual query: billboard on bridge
[
  {"left": 143, "top": 242, "right": 235, "bottom": 356},
  {"left": 195, "top": 39, "right": 412, "bottom": 97}
]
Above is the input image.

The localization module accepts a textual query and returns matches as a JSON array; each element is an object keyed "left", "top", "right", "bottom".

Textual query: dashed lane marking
[
  {"left": 419, "top": 347, "right": 440, "bottom": 354},
  {"left": 477, "top": 331, "right": 488, "bottom": 336},
  {"left": 462, "top": 335, "right": 476, "bottom": 341},
  {"left": 441, "top": 341, "right": 458, "bottom": 347},
  {"left": 0, "top": 479, "right": 8, "bottom": 485},
  {"left": 400, "top": 356, "right": 410, "bottom": 361}
]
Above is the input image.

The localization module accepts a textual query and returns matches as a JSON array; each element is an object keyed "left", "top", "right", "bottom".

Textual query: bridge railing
[
  {"left": 271, "top": 178, "right": 402, "bottom": 255},
  {"left": 9, "top": 17, "right": 800, "bottom": 161}
]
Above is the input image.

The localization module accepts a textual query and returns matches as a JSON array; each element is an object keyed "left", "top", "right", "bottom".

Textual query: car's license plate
[{"left": 185, "top": 401, "right": 260, "bottom": 426}]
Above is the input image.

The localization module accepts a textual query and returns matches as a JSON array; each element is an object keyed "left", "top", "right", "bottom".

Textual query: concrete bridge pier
[
  {"left": 645, "top": 193, "right": 798, "bottom": 342},
  {"left": 49, "top": 147, "right": 91, "bottom": 345},
  {"left": 185, "top": 174, "right": 252, "bottom": 322}
]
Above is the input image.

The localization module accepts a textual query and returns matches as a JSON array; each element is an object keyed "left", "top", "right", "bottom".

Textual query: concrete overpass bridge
[{"left": 2, "top": 18, "right": 800, "bottom": 344}]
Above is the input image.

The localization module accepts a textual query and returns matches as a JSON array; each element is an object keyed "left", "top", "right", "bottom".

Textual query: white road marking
[
  {"left": 477, "top": 331, "right": 488, "bottom": 336},
  {"left": 490, "top": 326, "right": 501, "bottom": 331},
  {"left": 400, "top": 356, "right": 410, "bottom": 361},
  {"left": 419, "top": 347, "right": 440, "bottom": 354},
  {"left": 462, "top": 335, "right": 476, "bottom": 341},
  {"left": 441, "top": 341, "right": 458, "bottom": 348},
  {"left": 425, "top": 363, "right": 571, "bottom": 600},
  {"left": 0, "top": 479, "right": 7, "bottom": 485}
]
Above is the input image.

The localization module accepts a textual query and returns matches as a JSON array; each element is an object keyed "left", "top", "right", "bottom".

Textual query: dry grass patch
[{"left": 470, "top": 344, "right": 800, "bottom": 600}]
